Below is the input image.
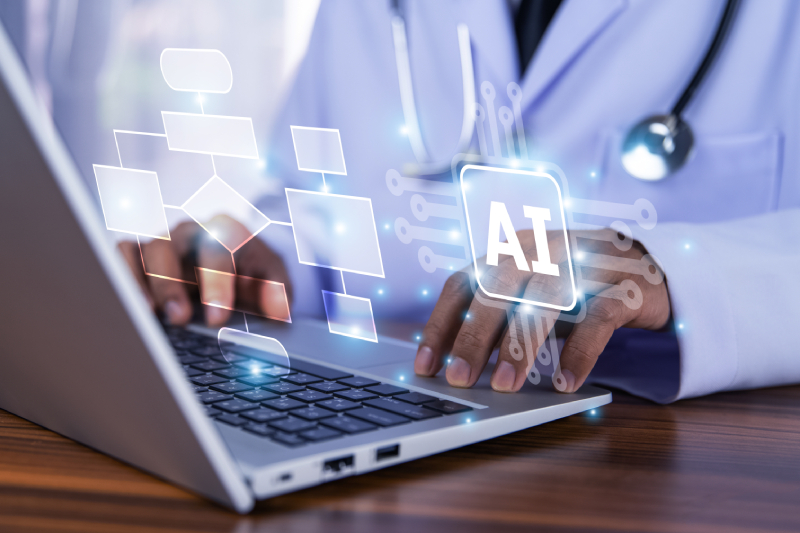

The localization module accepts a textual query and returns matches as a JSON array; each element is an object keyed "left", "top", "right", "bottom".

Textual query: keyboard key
[
  {"left": 205, "top": 405, "right": 223, "bottom": 418},
  {"left": 191, "top": 374, "right": 228, "bottom": 386},
  {"left": 190, "top": 345, "right": 223, "bottom": 357},
  {"left": 364, "top": 398, "right": 441, "bottom": 420},
  {"left": 242, "top": 422, "right": 276, "bottom": 437},
  {"left": 214, "top": 399, "right": 260, "bottom": 413},
  {"left": 178, "top": 354, "right": 206, "bottom": 365},
  {"left": 395, "top": 392, "right": 437, "bottom": 404},
  {"left": 308, "top": 382, "right": 349, "bottom": 393},
  {"left": 365, "top": 384, "right": 408, "bottom": 396},
  {"left": 317, "top": 398, "right": 361, "bottom": 412},
  {"left": 241, "top": 408, "right": 287, "bottom": 423},
  {"left": 262, "top": 365, "right": 295, "bottom": 377},
  {"left": 193, "top": 385, "right": 208, "bottom": 393},
  {"left": 213, "top": 366, "right": 252, "bottom": 379},
  {"left": 210, "top": 382, "right": 253, "bottom": 394},
  {"left": 300, "top": 427, "right": 342, "bottom": 442},
  {"left": 211, "top": 353, "right": 247, "bottom": 364},
  {"left": 235, "top": 389, "right": 279, "bottom": 402},
  {"left": 282, "top": 373, "right": 323, "bottom": 385},
  {"left": 270, "top": 431, "right": 306, "bottom": 447},
  {"left": 184, "top": 366, "right": 205, "bottom": 377},
  {"left": 191, "top": 360, "right": 230, "bottom": 372},
  {"left": 263, "top": 382, "right": 305, "bottom": 394},
  {"left": 198, "top": 391, "right": 233, "bottom": 404},
  {"left": 338, "top": 376, "right": 379, "bottom": 388},
  {"left": 320, "top": 415, "right": 377, "bottom": 434},
  {"left": 291, "top": 406, "right": 337, "bottom": 421},
  {"left": 424, "top": 399, "right": 472, "bottom": 414},
  {"left": 233, "top": 359, "right": 271, "bottom": 372},
  {"left": 237, "top": 375, "right": 280, "bottom": 387},
  {"left": 262, "top": 398, "right": 307, "bottom": 411},
  {"left": 216, "top": 413, "right": 247, "bottom": 426},
  {"left": 288, "top": 390, "right": 332, "bottom": 403},
  {"left": 334, "top": 389, "right": 377, "bottom": 402},
  {"left": 269, "top": 417, "right": 317, "bottom": 433},
  {"left": 347, "top": 407, "right": 410, "bottom": 427},
  {"left": 288, "top": 360, "right": 353, "bottom": 381}
]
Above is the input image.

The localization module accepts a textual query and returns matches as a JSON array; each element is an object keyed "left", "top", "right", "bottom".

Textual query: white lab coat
[{"left": 266, "top": 0, "right": 800, "bottom": 403}]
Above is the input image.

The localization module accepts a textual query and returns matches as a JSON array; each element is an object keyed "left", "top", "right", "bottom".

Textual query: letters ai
[{"left": 486, "top": 201, "right": 559, "bottom": 276}]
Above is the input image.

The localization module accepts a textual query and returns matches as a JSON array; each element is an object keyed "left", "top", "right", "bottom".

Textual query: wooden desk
[{"left": 2, "top": 381, "right": 799, "bottom": 532}]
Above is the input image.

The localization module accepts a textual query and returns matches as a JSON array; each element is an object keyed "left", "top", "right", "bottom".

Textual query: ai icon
[{"left": 460, "top": 164, "right": 577, "bottom": 311}]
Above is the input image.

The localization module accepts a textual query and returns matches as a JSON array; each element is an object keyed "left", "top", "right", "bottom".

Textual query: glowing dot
[
  {"left": 684, "top": 243, "right": 691, "bottom": 250},
  {"left": 399, "top": 375, "right": 405, "bottom": 381},
  {"left": 197, "top": 95, "right": 204, "bottom": 103},
  {"left": 384, "top": 223, "right": 390, "bottom": 230},
  {"left": 351, "top": 326, "right": 360, "bottom": 334},
  {"left": 378, "top": 289, "right": 384, "bottom": 295},
  {"left": 590, "top": 171, "right": 596, "bottom": 178},
  {"left": 447, "top": 357, "right": 452, "bottom": 363},
  {"left": 466, "top": 418, "right": 472, "bottom": 423},
  {"left": 335, "top": 223, "right": 346, "bottom": 233},
  {"left": 449, "top": 231, "right": 460, "bottom": 240},
  {"left": 510, "top": 159, "right": 519, "bottom": 168},
  {"left": 422, "top": 289, "right": 428, "bottom": 296},
  {"left": 400, "top": 125, "right": 408, "bottom": 135},
  {"left": 590, "top": 409, "right": 596, "bottom": 415},
  {"left": 449, "top": 266, "right": 454, "bottom": 270},
  {"left": 257, "top": 160, "right": 266, "bottom": 169},
  {"left": 322, "top": 185, "right": 329, "bottom": 193},
  {"left": 678, "top": 323, "right": 684, "bottom": 330},
  {"left": 120, "top": 198, "right": 130, "bottom": 209},
  {"left": 466, "top": 313, "right": 471, "bottom": 319},
  {"left": 537, "top": 166, "right": 544, "bottom": 172},
  {"left": 564, "top": 198, "right": 572, "bottom": 208},
  {"left": 415, "top": 335, "right": 421, "bottom": 341},
  {"left": 576, "top": 251, "right": 585, "bottom": 260}
]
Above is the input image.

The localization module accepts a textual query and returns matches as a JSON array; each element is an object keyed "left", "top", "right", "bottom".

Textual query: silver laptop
[{"left": 0, "top": 26, "right": 610, "bottom": 512}]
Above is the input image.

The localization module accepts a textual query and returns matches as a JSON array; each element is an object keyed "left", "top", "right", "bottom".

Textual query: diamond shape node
[{"left": 182, "top": 176, "right": 270, "bottom": 252}]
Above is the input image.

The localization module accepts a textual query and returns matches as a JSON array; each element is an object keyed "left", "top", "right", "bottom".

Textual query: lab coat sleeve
[{"left": 627, "top": 208, "right": 800, "bottom": 402}]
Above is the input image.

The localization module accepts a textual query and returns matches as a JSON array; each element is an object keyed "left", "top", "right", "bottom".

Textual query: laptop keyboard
[{"left": 165, "top": 327, "right": 472, "bottom": 447}]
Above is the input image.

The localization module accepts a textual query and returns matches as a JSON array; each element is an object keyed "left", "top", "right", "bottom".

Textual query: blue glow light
[
  {"left": 590, "top": 409, "right": 596, "bottom": 415},
  {"left": 399, "top": 375, "right": 405, "bottom": 381},
  {"left": 465, "top": 418, "right": 472, "bottom": 423}
]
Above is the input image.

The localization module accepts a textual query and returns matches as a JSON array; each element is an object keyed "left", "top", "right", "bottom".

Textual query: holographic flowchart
[
  {"left": 387, "top": 81, "right": 664, "bottom": 390},
  {"left": 94, "top": 48, "right": 384, "bottom": 347}
]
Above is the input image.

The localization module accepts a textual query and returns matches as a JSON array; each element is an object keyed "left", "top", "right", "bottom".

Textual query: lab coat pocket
[{"left": 598, "top": 130, "right": 782, "bottom": 223}]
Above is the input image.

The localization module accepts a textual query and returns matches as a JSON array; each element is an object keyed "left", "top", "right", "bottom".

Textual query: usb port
[
  {"left": 376, "top": 444, "right": 400, "bottom": 462},
  {"left": 323, "top": 455, "right": 354, "bottom": 473}
]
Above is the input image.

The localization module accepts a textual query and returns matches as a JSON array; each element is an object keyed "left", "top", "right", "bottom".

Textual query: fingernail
[
  {"left": 561, "top": 368, "right": 576, "bottom": 393},
  {"left": 164, "top": 300, "right": 184, "bottom": 325},
  {"left": 491, "top": 360, "right": 517, "bottom": 392},
  {"left": 206, "top": 305, "right": 226, "bottom": 325},
  {"left": 446, "top": 357, "right": 471, "bottom": 387},
  {"left": 414, "top": 346, "right": 434, "bottom": 375}
]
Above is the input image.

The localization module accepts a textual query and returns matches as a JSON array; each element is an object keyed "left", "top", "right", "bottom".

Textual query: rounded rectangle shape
[
  {"left": 217, "top": 327, "right": 290, "bottom": 369},
  {"left": 93, "top": 164, "right": 170, "bottom": 240},
  {"left": 290, "top": 126, "right": 347, "bottom": 175},
  {"left": 285, "top": 189, "right": 385, "bottom": 277},
  {"left": 160, "top": 48, "right": 232, "bottom": 93},
  {"left": 322, "top": 291, "right": 378, "bottom": 343},
  {"left": 162, "top": 112, "right": 258, "bottom": 159},
  {"left": 460, "top": 164, "right": 577, "bottom": 311}
]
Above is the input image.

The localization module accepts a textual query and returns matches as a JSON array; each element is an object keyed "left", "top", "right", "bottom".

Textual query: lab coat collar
[{"left": 518, "top": 0, "right": 628, "bottom": 111}]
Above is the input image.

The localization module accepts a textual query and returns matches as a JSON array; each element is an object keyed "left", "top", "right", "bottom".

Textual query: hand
[
  {"left": 413, "top": 228, "right": 670, "bottom": 393},
  {"left": 118, "top": 215, "right": 292, "bottom": 327}
]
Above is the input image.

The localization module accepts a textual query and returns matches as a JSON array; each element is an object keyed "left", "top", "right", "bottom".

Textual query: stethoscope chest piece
[{"left": 621, "top": 114, "right": 694, "bottom": 181}]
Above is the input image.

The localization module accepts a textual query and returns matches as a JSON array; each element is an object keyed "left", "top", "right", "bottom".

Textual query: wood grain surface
[{"left": 1, "top": 382, "right": 799, "bottom": 533}]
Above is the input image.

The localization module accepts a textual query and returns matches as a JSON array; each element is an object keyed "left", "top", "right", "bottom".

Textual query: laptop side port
[
  {"left": 376, "top": 444, "right": 400, "bottom": 462},
  {"left": 323, "top": 455, "right": 354, "bottom": 475}
]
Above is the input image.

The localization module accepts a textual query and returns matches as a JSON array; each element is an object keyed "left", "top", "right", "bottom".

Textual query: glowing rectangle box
[
  {"left": 322, "top": 291, "right": 377, "bottom": 342},
  {"left": 290, "top": 126, "right": 347, "bottom": 175},
  {"left": 160, "top": 49, "right": 232, "bottom": 93},
  {"left": 162, "top": 112, "right": 258, "bottom": 159},
  {"left": 196, "top": 267, "right": 291, "bottom": 323},
  {"left": 285, "top": 189, "right": 384, "bottom": 277},
  {"left": 93, "top": 165, "right": 170, "bottom": 240}
]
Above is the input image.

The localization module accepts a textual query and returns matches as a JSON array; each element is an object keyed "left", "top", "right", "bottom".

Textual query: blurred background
[{"left": 0, "top": 0, "right": 321, "bottom": 208}]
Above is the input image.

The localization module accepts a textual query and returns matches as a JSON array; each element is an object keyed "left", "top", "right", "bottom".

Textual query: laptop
[{"left": 0, "top": 25, "right": 611, "bottom": 512}]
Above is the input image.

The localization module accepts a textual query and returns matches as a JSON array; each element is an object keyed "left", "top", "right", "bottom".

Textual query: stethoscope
[{"left": 391, "top": 0, "right": 741, "bottom": 181}]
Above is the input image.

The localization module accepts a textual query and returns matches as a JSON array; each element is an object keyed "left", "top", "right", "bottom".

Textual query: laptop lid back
[{"left": 0, "top": 23, "right": 253, "bottom": 512}]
